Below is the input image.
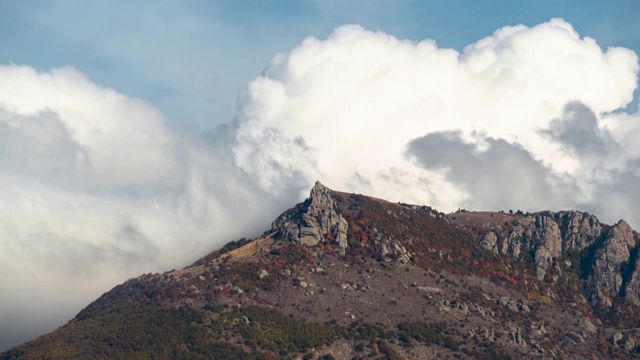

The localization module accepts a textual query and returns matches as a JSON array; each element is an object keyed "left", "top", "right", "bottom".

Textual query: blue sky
[
  {"left": 1, "top": 0, "right": 640, "bottom": 351},
  {"left": 2, "top": 0, "right": 638, "bottom": 129}
]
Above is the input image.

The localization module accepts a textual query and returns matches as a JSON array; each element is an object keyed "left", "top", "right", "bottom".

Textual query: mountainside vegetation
[{"left": 4, "top": 182, "right": 640, "bottom": 359}]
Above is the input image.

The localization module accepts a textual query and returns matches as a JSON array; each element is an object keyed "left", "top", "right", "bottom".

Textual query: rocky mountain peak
[
  {"left": 610, "top": 220, "right": 635, "bottom": 248},
  {"left": 308, "top": 181, "right": 331, "bottom": 207},
  {"left": 272, "top": 181, "right": 349, "bottom": 254}
]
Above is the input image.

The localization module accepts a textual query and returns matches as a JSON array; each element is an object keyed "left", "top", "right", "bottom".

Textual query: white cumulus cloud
[{"left": 233, "top": 18, "right": 639, "bottom": 217}]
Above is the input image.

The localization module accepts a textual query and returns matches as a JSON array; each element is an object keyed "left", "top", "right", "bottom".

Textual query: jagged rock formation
[
  {"left": 500, "top": 212, "right": 563, "bottom": 280},
  {"left": 497, "top": 212, "right": 604, "bottom": 271},
  {"left": 589, "top": 220, "right": 636, "bottom": 306},
  {"left": 272, "top": 181, "right": 349, "bottom": 255},
  {"left": 555, "top": 211, "right": 603, "bottom": 252},
  {"left": 470, "top": 210, "right": 640, "bottom": 307}
]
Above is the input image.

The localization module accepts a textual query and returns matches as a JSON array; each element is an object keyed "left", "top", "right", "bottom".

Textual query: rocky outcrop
[
  {"left": 500, "top": 212, "right": 563, "bottom": 280},
  {"left": 623, "top": 251, "right": 640, "bottom": 305},
  {"left": 589, "top": 220, "right": 636, "bottom": 306},
  {"left": 554, "top": 211, "right": 602, "bottom": 252},
  {"left": 506, "top": 326, "right": 527, "bottom": 347},
  {"left": 373, "top": 234, "right": 412, "bottom": 264},
  {"left": 623, "top": 225, "right": 640, "bottom": 306},
  {"left": 495, "top": 211, "right": 607, "bottom": 281},
  {"left": 496, "top": 212, "right": 637, "bottom": 305},
  {"left": 480, "top": 232, "right": 498, "bottom": 253},
  {"left": 611, "top": 331, "right": 640, "bottom": 353},
  {"left": 272, "top": 181, "right": 349, "bottom": 255}
]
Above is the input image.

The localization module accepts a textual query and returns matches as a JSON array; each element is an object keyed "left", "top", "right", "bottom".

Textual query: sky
[{"left": 1, "top": 0, "right": 639, "bottom": 351}]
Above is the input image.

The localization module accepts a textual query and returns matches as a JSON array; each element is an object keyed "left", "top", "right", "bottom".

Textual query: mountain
[{"left": 4, "top": 182, "right": 640, "bottom": 359}]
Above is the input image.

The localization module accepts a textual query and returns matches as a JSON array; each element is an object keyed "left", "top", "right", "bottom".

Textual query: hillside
[{"left": 4, "top": 182, "right": 640, "bottom": 359}]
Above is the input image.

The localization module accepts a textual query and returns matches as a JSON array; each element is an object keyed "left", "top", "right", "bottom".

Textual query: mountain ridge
[{"left": 4, "top": 181, "right": 640, "bottom": 359}]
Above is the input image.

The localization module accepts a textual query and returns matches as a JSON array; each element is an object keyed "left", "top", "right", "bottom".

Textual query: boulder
[
  {"left": 565, "top": 332, "right": 584, "bottom": 344},
  {"left": 480, "top": 232, "right": 498, "bottom": 253},
  {"left": 507, "top": 299, "right": 519, "bottom": 312},
  {"left": 575, "top": 317, "right": 597, "bottom": 334},
  {"left": 257, "top": 269, "right": 269, "bottom": 279}
]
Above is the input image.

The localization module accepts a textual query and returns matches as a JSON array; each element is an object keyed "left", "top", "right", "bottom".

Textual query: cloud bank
[
  {"left": 1, "top": 18, "right": 640, "bottom": 350},
  {"left": 234, "top": 18, "right": 639, "bottom": 219},
  {"left": 0, "top": 65, "right": 292, "bottom": 349}
]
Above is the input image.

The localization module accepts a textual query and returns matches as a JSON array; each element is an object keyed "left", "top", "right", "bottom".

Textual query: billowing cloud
[
  {"left": 0, "top": 65, "right": 294, "bottom": 350},
  {"left": 233, "top": 18, "right": 639, "bottom": 220}
]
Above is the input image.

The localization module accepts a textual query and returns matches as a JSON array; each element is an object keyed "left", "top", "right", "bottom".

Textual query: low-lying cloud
[
  {"left": 1, "top": 18, "right": 640, "bottom": 350},
  {"left": 0, "top": 65, "right": 293, "bottom": 349}
]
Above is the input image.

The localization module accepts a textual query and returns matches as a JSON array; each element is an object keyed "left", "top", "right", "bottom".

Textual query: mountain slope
[{"left": 4, "top": 182, "right": 640, "bottom": 359}]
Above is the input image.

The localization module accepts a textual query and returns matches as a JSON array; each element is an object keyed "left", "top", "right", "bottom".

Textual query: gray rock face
[
  {"left": 272, "top": 181, "right": 349, "bottom": 255},
  {"left": 496, "top": 211, "right": 608, "bottom": 281},
  {"left": 589, "top": 220, "right": 636, "bottom": 306},
  {"left": 500, "top": 213, "right": 563, "bottom": 280},
  {"left": 493, "top": 213, "right": 637, "bottom": 307},
  {"left": 336, "top": 215, "right": 348, "bottom": 251},
  {"left": 491, "top": 211, "right": 640, "bottom": 306},
  {"left": 555, "top": 211, "right": 603, "bottom": 252},
  {"left": 624, "top": 254, "right": 640, "bottom": 305},
  {"left": 590, "top": 288, "right": 613, "bottom": 308},
  {"left": 299, "top": 213, "right": 321, "bottom": 245},
  {"left": 480, "top": 232, "right": 498, "bottom": 253}
]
